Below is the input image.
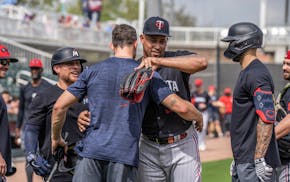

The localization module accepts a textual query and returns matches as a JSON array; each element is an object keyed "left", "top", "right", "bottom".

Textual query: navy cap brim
[
  {"left": 0, "top": 57, "right": 18, "bottom": 62},
  {"left": 144, "top": 32, "right": 171, "bottom": 37}
]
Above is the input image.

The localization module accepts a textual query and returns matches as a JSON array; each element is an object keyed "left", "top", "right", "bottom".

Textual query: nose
[
  {"left": 283, "top": 64, "right": 287, "bottom": 71},
  {"left": 71, "top": 62, "right": 81, "bottom": 70},
  {"left": 154, "top": 42, "right": 161, "bottom": 50}
]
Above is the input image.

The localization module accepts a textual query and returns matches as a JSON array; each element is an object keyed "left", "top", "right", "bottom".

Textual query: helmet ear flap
[
  {"left": 224, "top": 40, "right": 243, "bottom": 61},
  {"left": 224, "top": 35, "right": 262, "bottom": 62}
]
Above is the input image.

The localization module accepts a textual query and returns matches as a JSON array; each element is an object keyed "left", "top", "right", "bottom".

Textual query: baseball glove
[{"left": 120, "top": 67, "right": 154, "bottom": 103}]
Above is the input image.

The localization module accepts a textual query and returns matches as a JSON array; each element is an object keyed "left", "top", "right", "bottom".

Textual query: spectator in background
[
  {"left": 219, "top": 87, "right": 233, "bottom": 137},
  {"left": 87, "top": 0, "right": 103, "bottom": 29},
  {"left": 8, "top": 96, "right": 19, "bottom": 116},
  {"left": 23, "top": 12, "right": 36, "bottom": 25},
  {"left": 1, "top": 90, "right": 11, "bottom": 105},
  {"left": 16, "top": 59, "right": 51, "bottom": 182},
  {"left": 191, "top": 78, "right": 210, "bottom": 151},
  {"left": 58, "top": 15, "right": 65, "bottom": 24},
  {"left": 7, "top": 96, "right": 19, "bottom": 150},
  {"left": 207, "top": 85, "right": 224, "bottom": 138},
  {"left": 82, "top": 0, "right": 90, "bottom": 27}
]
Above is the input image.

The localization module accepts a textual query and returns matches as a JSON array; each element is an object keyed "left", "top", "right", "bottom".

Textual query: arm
[
  {"left": 51, "top": 90, "right": 79, "bottom": 153},
  {"left": 137, "top": 54, "right": 208, "bottom": 74},
  {"left": 255, "top": 118, "right": 273, "bottom": 159},
  {"left": 161, "top": 94, "right": 203, "bottom": 132},
  {"left": 16, "top": 87, "right": 25, "bottom": 138},
  {"left": 275, "top": 114, "right": 290, "bottom": 139},
  {"left": 0, "top": 153, "right": 6, "bottom": 177},
  {"left": 252, "top": 87, "right": 275, "bottom": 159}
]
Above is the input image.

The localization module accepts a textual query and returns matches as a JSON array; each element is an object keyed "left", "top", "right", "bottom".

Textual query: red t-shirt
[{"left": 219, "top": 95, "right": 233, "bottom": 114}]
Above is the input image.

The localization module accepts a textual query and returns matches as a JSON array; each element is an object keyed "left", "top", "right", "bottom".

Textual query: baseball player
[
  {"left": 275, "top": 50, "right": 290, "bottom": 181},
  {"left": 221, "top": 22, "right": 280, "bottom": 181},
  {"left": 16, "top": 58, "right": 51, "bottom": 182},
  {"left": 207, "top": 85, "right": 224, "bottom": 138},
  {"left": 77, "top": 17, "right": 207, "bottom": 182},
  {"left": 51, "top": 24, "right": 202, "bottom": 182},
  {"left": 136, "top": 16, "right": 207, "bottom": 182},
  {"left": 191, "top": 78, "right": 211, "bottom": 151},
  {"left": 0, "top": 45, "right": 18, "bottom": 182},
  {"left": 219, "top": 88, "right": 233, "bottom": 136},
  {"left": 24, "top": 47, "right": 88, "bottom": 181}
]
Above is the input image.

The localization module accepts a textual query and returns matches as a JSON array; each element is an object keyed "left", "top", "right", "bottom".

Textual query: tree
[
  {"left": 163, "top": 0, "right": 196, "bottom": 26},
  {"left": 101, "top": 0, "right": 139, "bottom": 21}
]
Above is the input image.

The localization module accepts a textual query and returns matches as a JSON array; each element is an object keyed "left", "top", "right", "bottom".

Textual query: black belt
[{"left": 143, "top": 132, "right": 188, "bottom": 145}]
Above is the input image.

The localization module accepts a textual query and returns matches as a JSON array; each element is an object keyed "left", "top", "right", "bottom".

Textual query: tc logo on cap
[
  {"left": 72, "top": 50, "right": 79, "bottom": 57},
  {"left": 155, "top": 20, "right": 164, "bottom": 30}
]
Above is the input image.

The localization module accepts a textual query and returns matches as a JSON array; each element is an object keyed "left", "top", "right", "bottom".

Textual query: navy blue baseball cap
[{"left": 143, "top": 16, "right": 171, "bottom": 37}]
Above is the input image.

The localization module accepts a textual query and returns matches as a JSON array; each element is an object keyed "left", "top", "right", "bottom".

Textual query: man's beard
[
  {"left": 32, "top": 72, "right": 41, "bottom": 80},
  {"left": 284, "top": 73, "right": 290, "bottom": 81}
]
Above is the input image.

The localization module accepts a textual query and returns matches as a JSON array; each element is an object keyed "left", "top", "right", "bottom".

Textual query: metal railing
[
  {"left": 0, "top": 36, "right": 56, "bottom": 95},
  {"left": 2, "top": 13, "right": 290, "bottom": 49},
  {"left": 1, "top": 4, "right": 290, "bottom": 48},
  {"left": 0, "top": 36, "right": 53, "bottom": 72}
]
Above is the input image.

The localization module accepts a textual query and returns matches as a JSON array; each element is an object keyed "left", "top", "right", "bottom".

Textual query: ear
[
  {"left": 133, "top": 40, "right": 138, "bottom": 49},
  {"left": 109, "top": 42, "right": 114, "bottom": 51},
  {"left": 53, "top": 65, "right": 61, "bottom": 74},
  {"left": 140, "top": 34, "right": 145, "bottom": 43}
]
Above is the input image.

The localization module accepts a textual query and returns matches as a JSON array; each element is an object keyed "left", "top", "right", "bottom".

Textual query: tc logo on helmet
[
  {"left": 155, "top": 20, "right": 164, "bottom": 30},
  {"left": 72, "top": 50, "right": 79, "bottom": 57}
]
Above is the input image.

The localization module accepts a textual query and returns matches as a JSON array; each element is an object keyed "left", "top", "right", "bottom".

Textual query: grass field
[{"left": 202, "top": 158, "right": 232, "bottom": 182}]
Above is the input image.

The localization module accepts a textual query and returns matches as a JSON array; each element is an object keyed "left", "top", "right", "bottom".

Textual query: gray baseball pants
[{"left": 137, "top": 125, "right": 201, "bottom": 182}]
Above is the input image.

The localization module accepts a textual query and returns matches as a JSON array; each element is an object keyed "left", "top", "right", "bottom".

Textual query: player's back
[{"left": 72, "top": 57, "right": 148, "bottom": 166}]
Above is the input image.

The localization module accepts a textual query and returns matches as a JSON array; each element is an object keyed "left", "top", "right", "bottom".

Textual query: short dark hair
[{"left": 112, "top": 24, "right": 137, "bottom": 48}]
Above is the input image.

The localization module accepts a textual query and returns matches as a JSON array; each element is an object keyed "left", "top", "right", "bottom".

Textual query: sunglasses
[{"left": 0, "top": 59, "right": 10, "bottom": 66}]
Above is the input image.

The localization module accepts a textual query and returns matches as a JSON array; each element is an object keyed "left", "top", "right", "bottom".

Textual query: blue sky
[{"left": 164, "top": 0, "right": 286, "bottom": 27}]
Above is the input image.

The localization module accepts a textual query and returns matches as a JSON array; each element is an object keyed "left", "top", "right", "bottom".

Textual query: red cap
[
  {"left": 0, "top": 45, "right": 18, "bottom": 62},
  {"left": 224, "top": 87, "right": 232, "bottom": 94},
  {"left": 285, "top": 50, "right": 290, "bottom": 59},
  {"left": 29, "top": 58, "right": 43, "bottom": 68},
  {"left": 208, "top": 85, "right": 215, "bottom": 91},
  {"left": 194, "top": 78, "right": 203, "bottom": 87}
]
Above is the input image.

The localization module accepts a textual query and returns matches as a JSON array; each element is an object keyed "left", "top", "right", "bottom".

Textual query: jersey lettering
[
  {"left": 165, "top": 80, "right": 179, "bottom": 92},
  {"left": 194, "top": 97, "right": 206, "bottom": 103}
]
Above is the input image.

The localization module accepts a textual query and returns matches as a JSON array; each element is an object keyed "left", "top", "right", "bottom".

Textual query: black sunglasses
[{"left": 0, "top": 59, "right": 10, "bottom": 66}]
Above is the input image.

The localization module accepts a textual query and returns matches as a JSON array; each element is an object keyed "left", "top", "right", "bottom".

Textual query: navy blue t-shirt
[
  {"left": 231, "top": 59, "right": 280, "bottom": 167},
  {"left": 26, "top": 84, "right": 87, "bottom": 163},
  {"left": 142, "top": 51, "right": 194, "bottom": 138},
  {"left": 67, "top": 57, "right": 172, "bottom": 167},
  {"left": 17, "top": 79, "right": 51, "bottom": 129}
]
